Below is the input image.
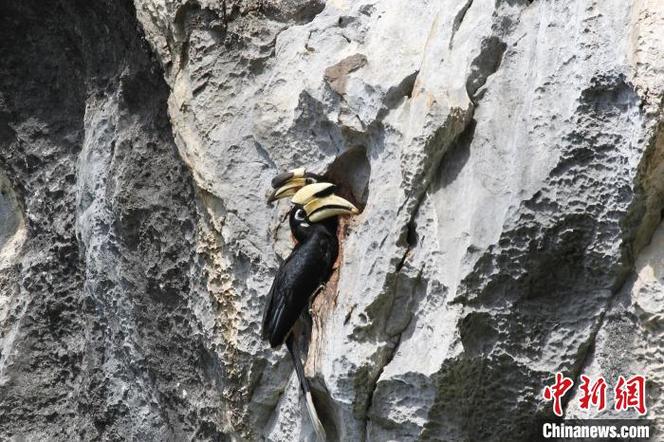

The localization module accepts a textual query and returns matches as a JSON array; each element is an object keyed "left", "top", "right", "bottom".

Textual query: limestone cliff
[{"left": 0, "top": 0, "right": 663, "bottom": 440}]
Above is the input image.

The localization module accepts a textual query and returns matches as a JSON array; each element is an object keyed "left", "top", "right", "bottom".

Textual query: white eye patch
[{"left": 294, "top": 209, "right": 306, "bottom": 221}]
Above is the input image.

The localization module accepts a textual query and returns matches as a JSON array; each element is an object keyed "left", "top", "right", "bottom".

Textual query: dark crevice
[
  {"left": 449, "top": 0, "right": 475, "bottom": 49},
  {"left": 380, "top": 70, "right": 420, "bottom": 115},
  {"left": 363, "top": 262, "right": 426, "bottom": 440},
  {"left": 497, "top": 0, "right": 535, "bottom": 6},
  {"left": 359, "top": 109, "right": 474, "bottom": 338},
  {"left": 436, "top": 119, "right": 477, "bottom": 188},
  {"left": 361, "top": 108, "right": 475, "bottom": 440},
  {"left": 260, "top": 0, "right": 326, "bottom": 25},
  {"left": 466, "top": 36, "right": 507, "bottom": 102},
  {"left": 324, "top": 146, "right": 371, "bottom": 210},
  {"left": 395, "top": 219, "right": 417, "bottom": 274}
]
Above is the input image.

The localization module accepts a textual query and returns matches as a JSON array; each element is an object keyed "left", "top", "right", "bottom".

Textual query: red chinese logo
[
  {"left": 578, "top": 375, "right": 607, "bottom": 411},
  {"left": 543, "top": 372, "right": 574, "bottom": 417},
  {"left": 543, "top": 373, "right": 647, "bottom": 416},
  {"left": 614, "top": 375, "right": 647, "bottom": 415}
]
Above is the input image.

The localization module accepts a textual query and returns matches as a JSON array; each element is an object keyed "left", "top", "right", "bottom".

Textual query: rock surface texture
[{"left": 0, "top": 0, "right": 663, "bottom": 440}]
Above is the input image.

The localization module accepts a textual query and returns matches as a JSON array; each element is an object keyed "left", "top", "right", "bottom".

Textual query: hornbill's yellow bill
[
  {"left": 302, "top": 193, "right": 359, "bottom": 223},
  {"left": 268, "top": 177, "right": 312, "bottom": 202},
  {"left": 291, "top": 182, "right": 336, "bottom": 205},
  {"left": 271, "top": 167, "right": 306, "bottom": 188},
  {"left": 267, "top": 167, "right": 322, "bottom": 202}
]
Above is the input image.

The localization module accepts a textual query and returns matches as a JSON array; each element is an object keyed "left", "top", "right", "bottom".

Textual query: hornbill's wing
[
  {"left": 262, "top": 235, "right": 335, "bottom": 348},
  {"left": 261, "top": 255, "right": 292, "bottom": 343}
]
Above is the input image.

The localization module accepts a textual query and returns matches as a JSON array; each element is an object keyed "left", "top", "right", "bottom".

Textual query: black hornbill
[
  {"left": 263, "top": 181, "right": 357, "bottom": 346},
  {"left": 264, "top": 172, "right": 358, "bottom": 440},
  {"left": 267, "top": 167, "right": 325, "bottom": 203}
]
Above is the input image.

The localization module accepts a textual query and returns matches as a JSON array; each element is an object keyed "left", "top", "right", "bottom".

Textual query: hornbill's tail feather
[{"left": 286, "top": 335, "right": 326, "bottom": 442}]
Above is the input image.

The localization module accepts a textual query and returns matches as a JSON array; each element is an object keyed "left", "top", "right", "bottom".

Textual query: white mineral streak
[
  {"left": 0, "top": 172, "right": 25, "bottom": 270},
  {"left": 131, "top": 0, "right": 664, "bottom": 439}
]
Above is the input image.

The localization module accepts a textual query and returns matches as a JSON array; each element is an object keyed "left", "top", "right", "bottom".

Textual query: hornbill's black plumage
[
  {"left": 263, "top": 177, "right": 358, "bottom": 441},
  {"left": 262, "top": 207, "right": 338, "bottom": 347},
  {"left": 263, "top": 181, "right": 357, "bottom": 346}
]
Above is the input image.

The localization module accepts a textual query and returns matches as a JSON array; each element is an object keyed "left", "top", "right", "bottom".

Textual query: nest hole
[{"left": 324, "top": 146, "right": 371, "bottom": 212}]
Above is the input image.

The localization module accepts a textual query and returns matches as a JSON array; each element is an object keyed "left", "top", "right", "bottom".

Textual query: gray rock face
[
  {"left": 1, "top": 0, "right": 663, "bottom": 441},
  {"left": 0, "top": 1, "right": 220, "bottom": 439}
]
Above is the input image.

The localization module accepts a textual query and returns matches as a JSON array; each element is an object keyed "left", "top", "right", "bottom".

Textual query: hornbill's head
[
  {"left": 267, "top": 167, "right": 324, "bottom": 203},
  {"left": 289, "top": 183, "right": 359, "bottom": 237},
  {"left": 292, "top": 183, "right": 358, "bottom": 222}
]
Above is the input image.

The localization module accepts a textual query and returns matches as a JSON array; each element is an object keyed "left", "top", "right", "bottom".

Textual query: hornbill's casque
[
  {"left": 264, "top": 171, "right": 358, "bottom": 441},
  {"left": 267, "top": 167, "right": 325, "bottom": 203}
]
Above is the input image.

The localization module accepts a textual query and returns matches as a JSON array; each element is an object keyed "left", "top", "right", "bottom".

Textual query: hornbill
[
  {"left": 267, "top": 167, "right": 325, "bottom": 203},
  {"left": 268, "top": 169, "right": 342, "bottom": 241},
  {"left": 264, "top": 175, "right": 358, "bottom": 440}
]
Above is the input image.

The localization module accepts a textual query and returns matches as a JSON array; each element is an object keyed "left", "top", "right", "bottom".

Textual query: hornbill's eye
[{"left": 294, "top": 209, "right": 307, "bottom": 222}]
